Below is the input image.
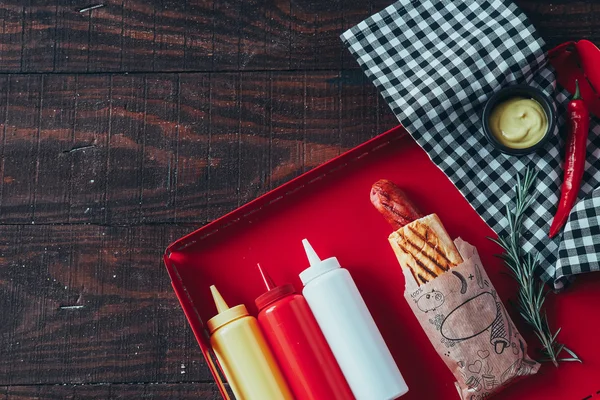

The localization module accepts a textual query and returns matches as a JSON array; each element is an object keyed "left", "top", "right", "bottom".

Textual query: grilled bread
[{"left": 388, "top": 214, "right": 463, "bottom": 285}]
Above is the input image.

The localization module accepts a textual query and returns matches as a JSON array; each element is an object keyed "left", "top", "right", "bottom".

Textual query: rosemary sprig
[{"left": 489, "top": 167, "right": 581, "bottom": 367}]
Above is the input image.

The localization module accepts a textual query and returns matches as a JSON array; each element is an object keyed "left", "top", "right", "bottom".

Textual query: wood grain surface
[
  {"left": 1, "top": 383, "right": 223, "bottom": 399},
  {"left": 0, "top": 1, "right": 597, "bottom": 73},
  {"left": 0, "top": 1, "right": 598, "bottom": 399}
]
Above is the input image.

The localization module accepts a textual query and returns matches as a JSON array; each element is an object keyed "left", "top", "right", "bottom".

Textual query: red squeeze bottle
[{"left": 255, "top": 264, "right": 354, "bottom": 400}]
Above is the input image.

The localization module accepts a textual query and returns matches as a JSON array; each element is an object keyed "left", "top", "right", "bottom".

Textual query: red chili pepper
[{"left": 549, "top": 80, "right": 590, "bottom": 238}]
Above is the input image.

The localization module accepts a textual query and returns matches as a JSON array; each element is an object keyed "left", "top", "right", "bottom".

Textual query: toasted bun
[{"left": 388, "top": 214, "right": 463, "bottom": 285}]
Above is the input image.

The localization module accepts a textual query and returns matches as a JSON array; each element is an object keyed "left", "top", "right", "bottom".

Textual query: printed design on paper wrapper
[
  {"left": 436, "top": 290, "right": 511, "bottom": 355},
  {"left": 452, "top": 271, "right": 468, "bottom": 294},
  {"left": 417, "top": 289, "right": 445, "bottom": 312},
  {"left": 406, "top": 241, "right": 539, "bottom": 400}
]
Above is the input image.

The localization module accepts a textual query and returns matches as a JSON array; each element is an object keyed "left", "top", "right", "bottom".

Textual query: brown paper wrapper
[{"left": 403, "top": 238, "right": 539, "bottom": 399}]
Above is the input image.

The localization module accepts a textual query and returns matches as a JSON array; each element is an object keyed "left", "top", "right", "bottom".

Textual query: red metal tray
[{"left": 164, "top": 125, "right": 600, "bottom": 400}]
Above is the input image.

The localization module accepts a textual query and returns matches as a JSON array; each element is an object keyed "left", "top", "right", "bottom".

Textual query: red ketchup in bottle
[{"left": 255, "top": 264, "right": 354, "bottom": 400}]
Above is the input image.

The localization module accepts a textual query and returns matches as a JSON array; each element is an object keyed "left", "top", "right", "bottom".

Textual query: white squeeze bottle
[{"left": 299, "top": 239, "right": 409, "bottom": 400}]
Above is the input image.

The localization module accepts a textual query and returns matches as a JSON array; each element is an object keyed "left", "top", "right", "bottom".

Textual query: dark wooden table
[{"left": 0, "top": 1, "right": 597, "bottom": 398}]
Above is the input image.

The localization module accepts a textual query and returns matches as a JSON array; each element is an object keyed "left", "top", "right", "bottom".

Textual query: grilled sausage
[{"left": 370, "top": 179, "right": 423, "bottom": 230}]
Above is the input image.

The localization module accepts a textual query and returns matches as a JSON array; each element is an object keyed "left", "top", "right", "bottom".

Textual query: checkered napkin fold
[{"left": 341, "top": 0, "right": 600, "bottom": 290}]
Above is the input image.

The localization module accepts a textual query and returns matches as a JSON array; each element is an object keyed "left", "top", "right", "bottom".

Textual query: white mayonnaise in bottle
[{"left": 299, "top": 239, "right": 409, "bottom": 400}]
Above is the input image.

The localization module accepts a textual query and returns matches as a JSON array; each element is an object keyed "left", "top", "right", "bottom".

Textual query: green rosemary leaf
[
  {"left": 554, "top": 343, "right": 565, "bottom": 355},
  {"left": 563, "top": 347, "right": 582, "bottom": 362},
  {"left": 488, "top": 167, "right": 580, "bottom": 366},
  {"left": 551, "top": 328, "right": 562, "bottom": 343}
]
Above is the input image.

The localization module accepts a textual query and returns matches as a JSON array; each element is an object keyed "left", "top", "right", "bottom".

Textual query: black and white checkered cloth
[
  {"left": 341, "top": 0, "right": 600, "bottom": 289},
  {"left": 556, "top": 187, "right": 600, "bottom": 282}
]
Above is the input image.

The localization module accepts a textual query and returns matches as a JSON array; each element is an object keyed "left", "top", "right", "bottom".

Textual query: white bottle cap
[{"left": 299, "top": 239, "right": 342, "bottom": 286}]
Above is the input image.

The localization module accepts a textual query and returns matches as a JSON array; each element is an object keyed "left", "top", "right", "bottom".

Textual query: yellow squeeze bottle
[{"left": 207, "top": 285, "right": 293, "bottom": 400}]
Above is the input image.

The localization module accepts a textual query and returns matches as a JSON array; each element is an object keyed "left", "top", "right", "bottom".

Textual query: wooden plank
[
  {"left": 21, "top": 1, "right": 56, "bottom": 72},
  {"left": 339, "top": 69, "right": 381, "bottom": 149},
  {"left": 518, "top": 1, "right": 600, "bottom": 48},
  {"left": 0, "top": 224, "right": 210, "bottom": 385},
  {"left": 33, "top": 75, "right": 77, "bottom": 223},
  {"left": 105, "top": 75, "right": 146, "bottom": 224},
  {"left": 212, "top": 0, "right": 241, "bottom": 71},
  {"left": 0, "top": 2, "right": 23, "bottom": 71},
  {"left": 1, "top": 1, "right": 600, "bottom": 73},
  {"left": 0, "top": 75, "right": 42, "bottom": 223},
  {"left": 67, "top": 75, "right": 111, "bottom": 224},
  {"left": 177, "top": 74, "right": 212, "bottom": 222},
  {"left": 121, "top": 0, "right": 155, "bottom": 71},
  {"left": 153, "top": 0, "right": 186, "bottom": 72},
  {"left": 0, "top": 76, "right": 8, "bottom": 214},
  {"left": 238, "top": 72, "right": 271, "bottom": 198},
  {"left": 0, "top": 71, "right": 395, "bottom": 224},
  {"left": 54, "top": 0, "right": 89, "bottom": 72},
  {"left": 269, "top": 71, "right": 310, "bottom": 185},
  {"left": 207, "top": 72, "right": 241, "bottom": 215},
  {"left": 139, "top": 74, "right": 180, "bottom": 222},
  {"left": 237, "top": 0, "right": 287, "bottom": 71},
  {"left": 87, "top": 0, "right": 124, "bottom": 72},
  {"left": 289, "top": 0, "right": 344, "bottom": 71},
  {"left": 302, "top": 71, "right": 342, "bottom": 174},
  {"left": 183, "top": 0, "right": 214, "bottom": 71},
  {"left": 2, "top": 383, "right": 223, "bottom": 399}
]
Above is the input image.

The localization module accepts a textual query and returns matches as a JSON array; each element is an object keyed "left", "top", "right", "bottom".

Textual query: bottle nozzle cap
[
  {"left": 210, "top": 285, "right": 229, "bottom": 313},
  {"left": 302, "top": 239, "right": 321, "bottom": 266},
  {"left": 257, "top": 263, "right": 276, "bottom": 290},
  {"left": 299, "top": 239, "right": 342, "bottom": 286},
  {"left": 207, "top": 285, "right": 249, "bottom": 334}
]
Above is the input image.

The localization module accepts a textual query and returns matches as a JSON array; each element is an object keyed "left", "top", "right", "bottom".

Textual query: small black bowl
[{"left": 481, "top": 85, "right": 556, "bottom": 156}]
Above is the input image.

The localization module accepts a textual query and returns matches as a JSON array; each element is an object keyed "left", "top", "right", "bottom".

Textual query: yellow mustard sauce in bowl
[{"left": 488, "top": 97, "right": 548, "bottom": 149}]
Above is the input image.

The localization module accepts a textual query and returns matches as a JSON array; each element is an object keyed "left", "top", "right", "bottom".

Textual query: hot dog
[{"left": 371, "top": 180, "right": 463, "bottom": 286}]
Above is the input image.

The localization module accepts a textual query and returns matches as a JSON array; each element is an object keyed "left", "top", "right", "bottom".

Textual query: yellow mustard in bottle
[
  {"left": 207, "top": 285, "right": 293, "bottom": 400},
  {"left": 488, "top": 97, "right": 548, "bottom": 149}
]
